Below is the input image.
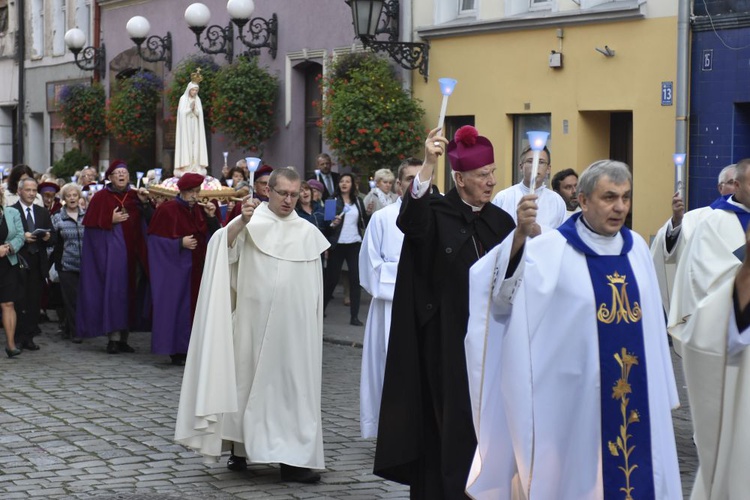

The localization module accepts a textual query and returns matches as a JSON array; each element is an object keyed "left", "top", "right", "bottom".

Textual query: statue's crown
[{"left": 191, "top": 68, "right": 203, "bottom": 85}]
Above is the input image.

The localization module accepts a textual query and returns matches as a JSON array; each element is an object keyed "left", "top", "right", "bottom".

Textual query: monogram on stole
[{"left": 597, "top": 271, "right": 642, "bottom": 325}]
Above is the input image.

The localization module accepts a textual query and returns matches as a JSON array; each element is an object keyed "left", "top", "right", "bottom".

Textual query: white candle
[
  {"left": 315, "top": 169, "right": 321, "bottom": 182},
  {"left": 529, "top": 150, "right": 541, "bottom": 196},
  {"left": 437, "top": 94, "right": 449, "bottom": 131},
  {"left": 673, "top": 153, "right": 686, "bottom": 201}
]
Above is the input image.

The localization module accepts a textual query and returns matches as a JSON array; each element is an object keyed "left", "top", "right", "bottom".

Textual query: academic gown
[
  {"left": 358, "top": 198, "right": 404, "bottom": 439},
  {"left": 175, "top": 203, "right": 330, "bottom": 468},
  {"left": 668, "top": 206, "right": 750, "bottom": 500},
  {"left": 491, "top": 183, "right": 566, "bottom": 231},
  {"left": 375, "top": 188, "right": 515, "bottom": 499},
  {"left": 77, "top": 186, "right": 151, "bottom": 337},
  {"left": 465, "top": 216, "right": 681, "bottom": 500},
  {"left": 147, "top": 197, "right": 218, "bottom": 355}
]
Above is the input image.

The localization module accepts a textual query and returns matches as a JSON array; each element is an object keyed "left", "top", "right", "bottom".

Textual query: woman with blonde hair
[
  {"left": 51, "top": 183, "right": 86, "bottom": 343},
  {"left": 363, "top": 168, "right": 398, "bottom": 215},
  {"left": 0, "top": 185, "right": 25, "bottom": 357}
]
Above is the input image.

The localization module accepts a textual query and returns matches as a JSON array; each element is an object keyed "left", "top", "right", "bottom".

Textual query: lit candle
[
  {"left": 155, "top": 168, "right": 163, "bottom": 184},
  {"left": 136, "top": 171, "right": 144, "bottom": 189},
  {"left": 314, "top": 169, "right": 321, "bottom": 182},
  {"left": 436, "top": 78, "right": 458, "bottom": 132},
  {"left": 369, "top": 179, "right": 376, "bottom": 190},
  {"left": 226, "top": 178, "right": 234, "bottom": 188},
  {"left": 71, "top": 175, "right": 78, "bottom": 184},
  {"left": 526, "top": 131, "right": 550, "bottom": 195},
  {"left": 246, "top": 156, "right": 261, "bottom": 194},
  {"left": 673, "top": 153, "right": 686, "bottom": 201},
  {"left": 223, "top": 151, "right": 229, "bottom": 168}
]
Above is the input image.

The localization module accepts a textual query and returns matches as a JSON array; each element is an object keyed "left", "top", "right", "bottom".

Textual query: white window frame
[
  {"left": 458, "top": 0, "right": 477, "bottom": 17},
  {"left": 529, "top": 0, "right": 553, "bottom": 11}
]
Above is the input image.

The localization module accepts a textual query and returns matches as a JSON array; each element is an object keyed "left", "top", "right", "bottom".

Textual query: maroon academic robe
[{"left": 148, "top": 198, "right": 220, "bottom": 355}]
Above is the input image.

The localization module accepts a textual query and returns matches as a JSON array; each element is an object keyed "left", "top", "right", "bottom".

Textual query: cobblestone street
[{"left": 0, "top": 296, "right": 697, "bottom": 499}]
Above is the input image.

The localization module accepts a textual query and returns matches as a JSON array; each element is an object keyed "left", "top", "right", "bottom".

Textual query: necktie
[
  {"left": 325, "top": 174, "right": 334, "bottom": 194},
  {"left": 26, "top": 207, "right": 38, "bottom": 254},
  {"left": 26, "top": 207, "right": 35, "bottom": 231}
]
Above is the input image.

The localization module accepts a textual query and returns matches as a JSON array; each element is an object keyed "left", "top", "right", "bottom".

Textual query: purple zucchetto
[{"left": 446, "top": 125, "right": 494, "bottom": 172}]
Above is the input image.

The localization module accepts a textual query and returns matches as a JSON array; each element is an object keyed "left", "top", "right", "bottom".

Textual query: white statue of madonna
[{"left": 174, "top": 69, "right": 208, "bottom": 177}]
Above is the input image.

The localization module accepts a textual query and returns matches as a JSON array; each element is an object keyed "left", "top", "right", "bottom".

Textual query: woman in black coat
[{"left": 323, "top": 173, "right": 368, "bottom": 325}]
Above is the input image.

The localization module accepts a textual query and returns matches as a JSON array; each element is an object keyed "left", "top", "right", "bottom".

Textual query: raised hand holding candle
[
  {"left": 437, "top": 78, "right": 458, "bottom": 132},
  {"left": 246, "top": 157, "right": 261, "bottom": 193},
  {"left": 526, "top": 131, "right": 550, "bottom": 196},
  {"left": 673, "top": 153, "right": 686, "bottom": 201}
]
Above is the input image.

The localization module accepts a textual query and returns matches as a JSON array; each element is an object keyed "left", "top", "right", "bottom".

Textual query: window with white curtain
[
  {"left": 75, "top": 0, "right": 92, "bottom": 44},
  {"left": 52, "top": 0, "right": 66, "bottom": 56},
  {"left": 31, "top": 0, "right": 44, "bottom": 58}
]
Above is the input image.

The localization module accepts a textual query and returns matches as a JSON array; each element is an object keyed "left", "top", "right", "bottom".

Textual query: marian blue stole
[
  {"left": 711, "top": 195, "right": 750, "bottom": 229},
  {"left": 558, "top": 214, "right": 654, "bottom": 500}
]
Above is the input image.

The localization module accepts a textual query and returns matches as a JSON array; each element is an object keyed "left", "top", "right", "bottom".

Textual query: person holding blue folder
[{"left": 323, "top": 173, "right": 368, "bottom": 326}]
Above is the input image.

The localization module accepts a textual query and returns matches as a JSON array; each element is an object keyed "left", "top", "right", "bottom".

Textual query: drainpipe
[
  {"left": 401, "top": 0, "right": 412, "bottom": 93},
  {"left": 675, "top": 0, "right": 689, "bottom": 203},
  {"left": 16, "top": 0, "right": 25, "bottom": 163}
]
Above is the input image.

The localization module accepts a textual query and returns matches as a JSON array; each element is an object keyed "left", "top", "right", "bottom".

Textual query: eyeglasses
[
  {"left": 270, "top": 186, "right": 300, "bottom": 200},
  {"left": 522, "top": 158, "right": 549, "bottom": 166}
]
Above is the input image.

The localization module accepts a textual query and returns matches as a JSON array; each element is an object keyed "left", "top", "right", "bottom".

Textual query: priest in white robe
[
  {"left": 466, "top": 160, "right": 682, "bottom": 500},
  {"left": 358, "top": 159, "right": 421, "bottom": 439},
  {"left": 174, "top": 168, "right": 330, "bottom": 484},
  {"left": 492, "top": 144, "right": 566, "bottom": 234},
  {"left": 651, "top": 163, "right": 736, "bottom": 315},
  {"left": 668, "top": 157, "right": 750, "bottom": 500}
]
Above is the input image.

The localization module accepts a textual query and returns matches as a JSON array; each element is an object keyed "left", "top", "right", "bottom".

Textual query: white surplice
[
  {"left": 650, "top": 206, "right": 713, "bottom": 316},
  {"left": 175, "top": 203, "right": 330, "bottom": 468},
  {"left": 465, "top": 218, "right": 681, "bottom": 500},
  {"left": 491, "top": 183, "right": 566, "bottom": 232},
  {"left": 358, "top": 198, "right": 403, "bottom": 439},
  {"left": 668, "top": 206, "right": 750, "bottom": 500}
]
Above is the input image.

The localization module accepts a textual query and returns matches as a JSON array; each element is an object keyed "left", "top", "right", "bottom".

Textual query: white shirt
[{"left": 338, "top": 202, "right": 361, "bottom": 244}]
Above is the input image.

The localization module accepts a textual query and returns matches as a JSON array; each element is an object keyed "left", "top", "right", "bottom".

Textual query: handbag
[{"left": 17, "top": 253, "right": 30, "bottom": 271}]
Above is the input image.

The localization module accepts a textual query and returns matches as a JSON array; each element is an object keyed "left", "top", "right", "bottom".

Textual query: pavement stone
[{"left": 0, "top": 289, "right": 696, "bottom": 499}]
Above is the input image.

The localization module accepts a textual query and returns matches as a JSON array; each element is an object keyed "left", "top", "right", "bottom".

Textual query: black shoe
[
  {"left": 117, "top": 341, "right": 135, "bottom": 353},
  {"left": 350, "top": 318, "right": 363, "bottom": 326},
  {"left": 280, "top": 464, "right": 321, "bottom": 483},
  {"left": 5, "top": 347, "right": 21, "bottom": 358},
  {"left": 227, "top": 454, "right": 247, "bottom": 471},
  {"left": 170, "top": 355, "right": 186, "bottom": 366},
  {"left": 21, "top": 340, "right": 40, "bottom": 351},
  {"left": 71, "top": 337, "right": 83, "bottom": 344},
  {"left": 106, "top": 341, "right": 120, "bottom": 354}
]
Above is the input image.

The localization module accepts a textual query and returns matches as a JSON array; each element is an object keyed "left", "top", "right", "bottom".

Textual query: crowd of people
[{"left": 3, "top": 122, "right": 750, "bottom": 497}]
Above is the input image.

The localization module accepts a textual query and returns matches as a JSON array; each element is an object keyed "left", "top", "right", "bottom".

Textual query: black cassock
[{"left": 374, "top": 187, "right": 515, "bottom": 499}]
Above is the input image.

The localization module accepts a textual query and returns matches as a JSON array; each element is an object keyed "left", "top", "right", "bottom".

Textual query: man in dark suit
[
  {"left": 311, "top": 154, "right": 340, "bottom": 200},
  {"left": 13, "top": 177, "right": 54, "bottom": 351}
]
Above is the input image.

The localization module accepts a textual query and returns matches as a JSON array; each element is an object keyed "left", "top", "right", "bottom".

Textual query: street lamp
[
  {"left": 185, "top": 2, "right": 234, "bottom": 63},
  {"left": 64, "top": 28, "right": 106, "bottom": 78},
  {"left": 227, "top": 0, "right": 278, "bottom": 59},
  {"left": 126, "top": 16, "right": 173, "bottom": 70},
  {"left": 184, "top": 1, "right": 279, "bottom": 63},
  {"left": 345, "top": 0, "right": 429, "bottom": 80}
]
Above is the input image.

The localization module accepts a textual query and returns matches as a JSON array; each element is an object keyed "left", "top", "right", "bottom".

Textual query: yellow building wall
[{"left": 412, "top": 17, "right": 678, "bottom": 240}]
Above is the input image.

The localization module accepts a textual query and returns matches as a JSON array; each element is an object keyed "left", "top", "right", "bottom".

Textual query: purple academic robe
[
  {"left": 147, "top": 236, "right": 193, "bottom": 355},
  {"left": 77, "top": 225, "right": 131, "bottom": 337}
]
